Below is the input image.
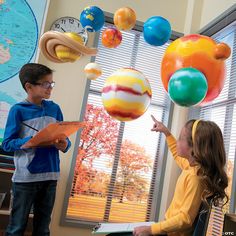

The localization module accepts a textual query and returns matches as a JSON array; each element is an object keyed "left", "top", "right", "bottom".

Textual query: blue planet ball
[
  {"left": 143, "top": 16, "right": 171, "bottom": 46},
  {"left": 80, "top": 6, "right": 105, "bottom": 32}
]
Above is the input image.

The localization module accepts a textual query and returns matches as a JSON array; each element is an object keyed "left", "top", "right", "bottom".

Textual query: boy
[{"left": 2, "top": 63, "right": 71, "bottom": 236}]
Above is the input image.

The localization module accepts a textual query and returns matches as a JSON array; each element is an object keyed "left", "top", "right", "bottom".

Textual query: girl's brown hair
[{"left": 185, "top": 120, "right": 228, "bottom": 206}]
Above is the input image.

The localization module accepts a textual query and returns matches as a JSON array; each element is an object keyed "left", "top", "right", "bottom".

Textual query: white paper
[{"left": 92, "top": 222, "right": 155, "bottom": 234}]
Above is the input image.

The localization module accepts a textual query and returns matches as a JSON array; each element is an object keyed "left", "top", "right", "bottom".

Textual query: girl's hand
[
  {"left": 54, "top": 139, "right": 68, "bottom": 152},
  {"left": 133, "top": 226, "right": 152, "bottom": 236},
  {"left": 151, "top": 115, "right": 171, "bottom": 137}
]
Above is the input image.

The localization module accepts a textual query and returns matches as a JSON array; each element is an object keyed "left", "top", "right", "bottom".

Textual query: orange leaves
[
  {"left": 72, "top": 103, "right": 153, "bottom": 202},
  {"left": 120, "top": 140, "right": 152, "bottom": 172},
  {"left": 72, "top": 103, "right": 119, "bottom": 195}
]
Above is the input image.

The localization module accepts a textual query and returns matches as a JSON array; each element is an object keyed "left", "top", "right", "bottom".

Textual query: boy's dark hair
[{"left": 19, "top": 63, "right": 53, "bottom": 90}]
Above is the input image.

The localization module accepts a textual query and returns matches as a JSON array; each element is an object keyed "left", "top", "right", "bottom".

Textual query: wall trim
[{"left": 199, "top": 4, "right": 236, "bottom": 36}]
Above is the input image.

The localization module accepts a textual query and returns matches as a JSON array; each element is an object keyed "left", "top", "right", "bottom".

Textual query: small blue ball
[
  {"left": 80, "top": 6, "right": 105, "bottom": 32},
  {"left": 143, "top": 16, "right": 171, "bottom": 46}
]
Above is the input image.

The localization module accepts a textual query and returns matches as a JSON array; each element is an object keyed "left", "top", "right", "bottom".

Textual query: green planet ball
[{"left": 168, "top": 67, "right": 208, "bottom": 107}]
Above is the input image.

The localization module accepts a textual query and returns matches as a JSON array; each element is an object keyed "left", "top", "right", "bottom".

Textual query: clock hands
[{"left": 60, "top": 27, "right": 66, "bottom": 32}]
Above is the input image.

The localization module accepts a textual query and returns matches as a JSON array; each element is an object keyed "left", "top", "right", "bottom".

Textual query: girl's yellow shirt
[{"left": 151, "top": 135, "right": 203, "bottom": 236}]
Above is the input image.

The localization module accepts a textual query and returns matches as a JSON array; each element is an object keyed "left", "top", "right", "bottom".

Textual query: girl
[{"left": 133, "top": 116, "right": 228, "bottom": 236}]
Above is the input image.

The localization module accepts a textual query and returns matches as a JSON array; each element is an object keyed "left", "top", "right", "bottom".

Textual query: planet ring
[{"left": 39, "top": 31, "right": 98, "bottom": 63}]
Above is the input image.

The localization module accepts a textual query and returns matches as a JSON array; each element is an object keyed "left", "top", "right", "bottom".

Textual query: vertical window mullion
[
  {"left": 103, "top": 122, "right": 125, "bottom": 221},
  {"left": 130, "top": 33, "right": 140, "bottom": 67}
]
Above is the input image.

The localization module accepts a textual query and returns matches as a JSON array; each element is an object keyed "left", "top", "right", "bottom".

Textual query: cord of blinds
[
  {"left": 66, "top": 23, "right": 172, "bottom": 224},
  {"left": 189, "top": 24, "right": 236, "bottom": 235}
]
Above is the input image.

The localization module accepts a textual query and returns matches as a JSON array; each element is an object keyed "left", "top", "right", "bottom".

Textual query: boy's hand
[
  {"left": 54, "top": 139, "right": 68, "bottom": 152},
  {"left": 133, "top": 226, "right": 152, "bottom": 236},
  {"left": 151, "top": 115, "right": 171, "bottom": 137}
]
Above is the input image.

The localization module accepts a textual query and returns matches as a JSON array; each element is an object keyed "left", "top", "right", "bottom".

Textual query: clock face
[{"left": 51, "top": 17, "right": 88, "bottom": 45}]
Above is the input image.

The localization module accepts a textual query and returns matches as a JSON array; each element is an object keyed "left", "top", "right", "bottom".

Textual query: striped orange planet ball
[
  {"left": 102, "top": 68, "right": 152, "bottom": 121},
  {"left": 84, "top": 62, "right": 102, "bottom": 80}
]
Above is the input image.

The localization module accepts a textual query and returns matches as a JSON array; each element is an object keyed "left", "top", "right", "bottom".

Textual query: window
[
  {"left": 62, "top": 21, "right": 179, "bottom": 226},
  {"left": 189, "top": 21, "right": 236, "bottom": 234}
]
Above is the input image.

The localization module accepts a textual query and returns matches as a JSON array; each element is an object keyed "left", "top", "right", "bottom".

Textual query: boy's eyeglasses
[{"left": 32, "top": 81, "right": 55, "bottom": 89}]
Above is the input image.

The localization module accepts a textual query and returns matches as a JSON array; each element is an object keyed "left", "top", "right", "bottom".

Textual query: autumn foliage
[
  {"left": 114, "top": 140, "right": 152, "bottom": 203},
  {"left": 71, "top": 104, "right": 152, "bottom": 202},
  {"left": 71, "top": 103, "right": 119, "bottom": 196}
]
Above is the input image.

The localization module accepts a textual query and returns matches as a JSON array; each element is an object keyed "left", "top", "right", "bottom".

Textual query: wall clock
[{"left": 50, "top": 16, "right": 88, "bottom": 45}]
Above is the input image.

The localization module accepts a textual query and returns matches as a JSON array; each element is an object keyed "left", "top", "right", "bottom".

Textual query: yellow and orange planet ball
[
  {"left": 114, "top": 7, "right": 136, "bottom": 31},
  {"left": 101, "top": 28, "right": 122, "bottom": 48},
  {"left": 84, "top": 63, "right": 102, "bottom": 80},
  {"left": 102, "top": 68, "right": 152, "bottom": 121}
]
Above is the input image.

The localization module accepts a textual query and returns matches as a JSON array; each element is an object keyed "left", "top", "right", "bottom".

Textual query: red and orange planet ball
[
  {"left": 161, "top": 34, "right": 231, "bottom": 106},
  {"left": 101, "top": 28, "right": 122, "bottom": 48},
  {"left": 102, "top": 68, "right": 152, "bottom": 121}
]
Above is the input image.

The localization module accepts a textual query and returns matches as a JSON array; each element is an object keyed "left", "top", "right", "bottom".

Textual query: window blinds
[{"left": 66, "top": 23, "right": 172, "bottom": 224}]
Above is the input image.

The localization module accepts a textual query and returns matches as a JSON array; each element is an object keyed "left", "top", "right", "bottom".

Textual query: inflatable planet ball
[
  {"left": 80, "top": 6, "right": 105, "bottom": 32},
  {"left": 102, "top": 68, "right": 152, "bottom": 121},
  {"left": 143, "top": 16, "right": 171, "bottom": 46},
  {"left": 161, "top": 34, "right": 231, "bottom": 105},
  {"left": 214, "top": 42, "right": 231, "bottom": 60},
  {"left": 84, "top": 62, "right": 102, "bottom": 80},
  {"left": 168, "top": 68, "right": 208, "bottom": 107},
  {"left": 101, "top": 28, "right": 122, "bottom": 48},
  {"left": 39, "top": 31, "right": 97, "bottom": 63},
  {"left": 114, "top": 7, "right": 136, "bottom": 31},
  {"left": 55, "top": 32, "right": 84, "bottom": 62}
]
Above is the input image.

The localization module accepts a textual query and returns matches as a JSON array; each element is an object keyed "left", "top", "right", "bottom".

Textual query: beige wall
[
  {"left": 183, "top": 0, "right": 204, "bottom": 34},
  {"left": 200, "top": 0, "right": 236, "bottom": 29},
  {"left": 38, "top": 0, "right": 234, "bottom": 235},
  {"left": 183, "top": 0, "right": 236, "bottom": 33},
  {"left": 42, "top": 0, "right": 189, "bottom": 33}
]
